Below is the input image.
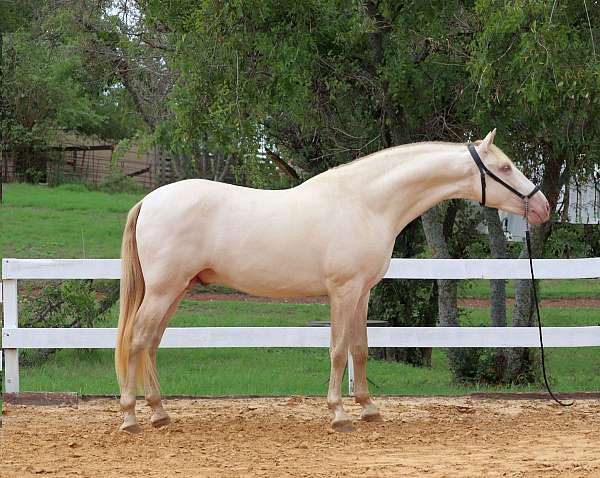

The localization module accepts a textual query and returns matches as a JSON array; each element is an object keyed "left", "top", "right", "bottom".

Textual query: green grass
[
  {"left": 0, "top": 183, "right": 142, "bottom": 260},
  {"left": 460, "top": 278, "right": 599, "bottom": 299}
]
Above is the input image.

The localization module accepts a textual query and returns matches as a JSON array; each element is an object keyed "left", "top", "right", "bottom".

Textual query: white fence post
[
  {"left": 2, "top": 279, "right": 19, "bottom": 393},
  {"left": 347, "top": 351, "right": 355, "bottom": 396}
]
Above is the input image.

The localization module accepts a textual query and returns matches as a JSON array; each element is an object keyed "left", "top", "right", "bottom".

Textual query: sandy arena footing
[{"left": 2, "top": 396, "right": 600, "bottom": 477}]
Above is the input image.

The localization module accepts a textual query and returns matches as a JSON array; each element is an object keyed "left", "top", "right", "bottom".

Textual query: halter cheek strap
[{"left": 467, "top": 144, "right": 540, "bottom": 209}]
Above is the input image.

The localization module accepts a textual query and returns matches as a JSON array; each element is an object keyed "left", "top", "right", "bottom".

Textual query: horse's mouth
[{"left": 526, "top": 208, "right": 549, "bottom": 225}]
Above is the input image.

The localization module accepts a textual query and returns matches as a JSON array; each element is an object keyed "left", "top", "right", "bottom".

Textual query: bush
[
  {"left": 19, "top": 279, "right": 119, "bottom": 365},
  {"left": 544, "top": 223, "right": 591, "bottom": 258},
  {"left": 97, "top": 169, "right": 146, "bottom": 194},
  {"left": 368, "top": 219, "right": 437, "bottom": 367}
]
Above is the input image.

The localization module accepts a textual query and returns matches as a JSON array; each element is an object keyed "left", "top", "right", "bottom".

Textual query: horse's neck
[{"left": 341, "top": 143, "right": 477, "bottom": 234}]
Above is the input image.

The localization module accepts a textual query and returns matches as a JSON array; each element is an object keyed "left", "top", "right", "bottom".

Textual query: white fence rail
[{"left": 2, "top": 257, "right": 600, "bottom": 394}]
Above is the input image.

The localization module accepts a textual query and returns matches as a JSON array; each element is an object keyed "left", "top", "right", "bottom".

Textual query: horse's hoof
[
  {"left": 361, "top": 411, "right": 383, "bottom": 422},
  {"left": 119, "top": 422, "right": 142, "bottom": 434},
  {"left": 151, "top": 414, "right": 171, "bottom": 428},
  {"left": 331, "top": 419, "right": 354, "bottom": 433}
]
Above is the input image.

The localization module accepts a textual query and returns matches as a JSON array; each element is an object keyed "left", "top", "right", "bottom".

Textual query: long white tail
[{"left": 115, "top": 201, "right": 144, "bottom": 391}]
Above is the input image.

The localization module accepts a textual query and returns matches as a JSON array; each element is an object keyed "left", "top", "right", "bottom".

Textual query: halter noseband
[{"left": 467, "top": 144, "right": 540, "bottom": 212}]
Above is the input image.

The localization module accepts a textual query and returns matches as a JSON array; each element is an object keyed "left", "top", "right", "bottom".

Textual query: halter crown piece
[{"left": 467, "top": 143, "right": 540, "bottom": 213}]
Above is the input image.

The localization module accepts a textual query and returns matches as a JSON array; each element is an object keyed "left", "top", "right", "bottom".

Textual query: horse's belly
[{"left": 197, "top": 259, "right": 328, "bottom": 298}]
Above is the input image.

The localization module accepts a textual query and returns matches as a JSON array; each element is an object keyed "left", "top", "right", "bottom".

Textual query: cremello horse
[{"left": 115, "top": 130, "right": 550, "bottom": 433}]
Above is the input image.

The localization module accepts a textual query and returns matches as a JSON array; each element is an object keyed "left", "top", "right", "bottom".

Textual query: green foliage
[
  {"left": 448, "top": 347, "right": 538, "bottom": 386},
  {"left": 0, "top": 0, "right": 146, "bottom": 176},
  {"left": 19, "top": 279, "right": 116, "bottom": 365},
  {"left": 369, "top": 220, "right": 437, "bottom": 366},
  {"left": 96, "top": 169, "right": 147, "bottom": 194},
  {"left": 146, "top": 0, "right": 475, "bottom": 177},
  {"left": 448, "top": 348, "right": 496, "bottom": 384},
  {"left": 544, "top": 223, "right": 593, "bottom": 259},
  {"left": 469, "top": 0, "right": 600, "bottom": 178}
]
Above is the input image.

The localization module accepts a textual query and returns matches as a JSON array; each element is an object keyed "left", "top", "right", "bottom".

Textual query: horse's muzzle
[{"left": 526, "top": 192, "right": 551, "bottom": 225}]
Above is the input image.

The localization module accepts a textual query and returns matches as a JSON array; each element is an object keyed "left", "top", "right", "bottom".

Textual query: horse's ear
[{"left": 480, "top": 128, "right": 497, "bottom": 153}]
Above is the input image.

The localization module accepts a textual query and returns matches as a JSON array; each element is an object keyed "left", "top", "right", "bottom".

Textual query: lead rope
[{"left": 524, "top": 198, "right": 573, "bottom": 407}]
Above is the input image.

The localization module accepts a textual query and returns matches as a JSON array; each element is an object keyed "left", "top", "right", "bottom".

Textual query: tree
[
  {"left": 469, "top": 0, "right": 600, "bottom": 381},
  {"left": 142, "top": 0, "right": 483, "bottom": 365},
  {"left": 0, "top": 0, "right": 147, "bottom": 184}
]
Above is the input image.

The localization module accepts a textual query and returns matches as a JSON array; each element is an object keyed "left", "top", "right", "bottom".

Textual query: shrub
[
  {"left": 19, "top": 279, "right": 119, "bottom": 365},
  {"left": 97, "top": 169, "right": 146, "bottom": 194}
]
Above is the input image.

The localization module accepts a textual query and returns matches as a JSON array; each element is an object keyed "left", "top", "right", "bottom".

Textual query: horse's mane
[{"left": 331, "top": 141, "right": 466, "bottom": 171}]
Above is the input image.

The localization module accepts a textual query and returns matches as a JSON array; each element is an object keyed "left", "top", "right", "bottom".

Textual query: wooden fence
[{"left": 2, "top": 145, "right": 174, "bottom": 189}]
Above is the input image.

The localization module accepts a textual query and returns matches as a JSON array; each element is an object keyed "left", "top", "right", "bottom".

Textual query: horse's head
[{"left": 470, "top": 129, "right": 550, "bottom": 225}]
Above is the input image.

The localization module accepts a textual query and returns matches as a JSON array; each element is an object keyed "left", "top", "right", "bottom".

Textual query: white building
[{"left": 500, "top": 178, "right": 599, "bottom": 241}]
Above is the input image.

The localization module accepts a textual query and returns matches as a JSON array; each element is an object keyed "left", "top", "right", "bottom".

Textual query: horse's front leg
[
  {"left": 327, "top": 282, "right": 363, "bottom": 432},
  {"left": 349, "top": 291, "right": 382, "bottom": 422}
]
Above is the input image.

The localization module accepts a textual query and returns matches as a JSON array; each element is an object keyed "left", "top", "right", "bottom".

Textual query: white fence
[{"left": 2, "top": 257, "right": 600, "bottom": 394}]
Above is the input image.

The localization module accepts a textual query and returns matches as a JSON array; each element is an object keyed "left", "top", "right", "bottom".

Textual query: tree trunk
[
  {"left": 506, "top": 155, "right": 565, "bottom": 382},
  {"left": 421, "top": 206, "right": 465, "bottom": 375},
  {"left": 482, "top": 206, "right": 509, "bottom": 380}
]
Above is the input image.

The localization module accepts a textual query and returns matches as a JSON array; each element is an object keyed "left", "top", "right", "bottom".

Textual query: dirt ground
[
  {"left": 2, "top": 396, "right": 600, "bottom": 477},
  {"left": 188, "top": 291, "right": 600, "bottom": 308}
]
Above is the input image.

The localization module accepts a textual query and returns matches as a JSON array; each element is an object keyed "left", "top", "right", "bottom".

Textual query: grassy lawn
[
  {"left": 2, "top": 183, "right": 599, "bottom": 397},
  {"left": 0, "top": 183, "right": 142, "bottom": 260},
  {"left": 460, "top": 278, "right": 599, "bottom": 299}
]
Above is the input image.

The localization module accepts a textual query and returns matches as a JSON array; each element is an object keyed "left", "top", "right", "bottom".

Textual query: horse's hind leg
[
  {"left": 349, "top": 291, "right": 381, "bottom": 422},
  {"left": 120, "top": 288, "right": 183, "bottom": 432},
  {"left": 145, "top": 290, "right": 187, "bottom": 428}
]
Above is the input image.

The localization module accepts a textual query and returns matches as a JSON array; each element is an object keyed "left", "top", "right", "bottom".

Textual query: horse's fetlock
[
  {"left": 327, "top": 398, "right": 342, "bottom": 411},
  {"left": 120, "top": 394, "right": 136, "bottom": 411},
  {"left": 353, "top": 393, "right": 371, "bottom": 405},
  {"left": 145, "top": 392, "right": 161, "bottom": 407}
]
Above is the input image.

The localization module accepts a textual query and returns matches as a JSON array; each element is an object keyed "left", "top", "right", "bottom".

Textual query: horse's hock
[{"left": 2, "top": 396, "right": 600, "bottom": 477}]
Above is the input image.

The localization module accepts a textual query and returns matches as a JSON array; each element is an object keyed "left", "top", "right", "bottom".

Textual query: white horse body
[
  {"left": 137, "top": 174, "right": 395, "bottom": 299},
  {"left": 116, "top": 131, "right": 550, "bottom": 433}
]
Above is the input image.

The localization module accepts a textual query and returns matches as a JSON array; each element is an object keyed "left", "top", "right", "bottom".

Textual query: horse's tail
[{"left": 115, "top": 200, "right": 145, "bottom": 391}]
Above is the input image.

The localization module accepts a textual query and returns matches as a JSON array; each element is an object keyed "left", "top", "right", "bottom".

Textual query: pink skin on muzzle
[{"left": 525, "top": 191, "right": 551, "bottom": 225}]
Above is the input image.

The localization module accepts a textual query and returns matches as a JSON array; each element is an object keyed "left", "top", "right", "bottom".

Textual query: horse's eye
[{"left": 500, "top": 164, "right": 512, "bottom": 173}]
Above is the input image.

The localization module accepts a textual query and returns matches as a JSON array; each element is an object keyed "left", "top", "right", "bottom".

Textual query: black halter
[
  {"left": 467, "top": 143, "right": 540, "bottom": 207},
  {"left": 468, "top": 142, "right": 572, "bottom": 408}
]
